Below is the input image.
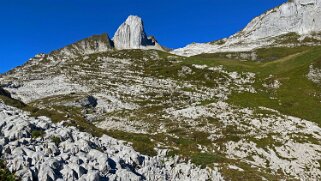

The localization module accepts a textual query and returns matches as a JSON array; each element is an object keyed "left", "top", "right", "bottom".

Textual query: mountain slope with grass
[{"left": 1, "top": 4, "right": 321, "bottom": 181}]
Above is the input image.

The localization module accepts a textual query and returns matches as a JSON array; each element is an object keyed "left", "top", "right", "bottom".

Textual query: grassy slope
[{"left": 188, "top": 46, "right": 321, "bottom": 125}]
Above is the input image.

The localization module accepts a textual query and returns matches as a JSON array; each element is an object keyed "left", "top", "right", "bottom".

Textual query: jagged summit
[
  {"left": 232, "top": 0, "right": 321, "bottom": 41},
  {"left": 113, "top": 15, "right": 149, "bottom": 49},
  {"left": 172, "top": 0, "right": 321, "bottom": 56},
  {"left": 47, "top": 15, "right": 163, "bottom": 59},
  {"left": 113, "top": 15, "right": 163, "bottom": 50}
]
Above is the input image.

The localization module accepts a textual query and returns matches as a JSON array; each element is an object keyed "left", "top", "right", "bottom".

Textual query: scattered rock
[
  {"left": 0, "top": 102, "right": 223, "bottom": 181},
  {"left": 78, "top": 96, "right": 98, "bottom": 108}
]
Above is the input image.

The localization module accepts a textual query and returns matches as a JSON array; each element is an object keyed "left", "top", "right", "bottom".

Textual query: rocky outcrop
[
  {"left": 0, "top": 102, "right": 224, "bottom": 181},
  {"left": 29, "top": 16, "right": 164, "bottom": 62},
  {"left": 173, "top": 0, "right": 321, "bottom": 56},
  {"left": 78, "top": 96, "right": 98, "bottom": 108},
  {"left": 4, "top": 16, "right": 164, "bottom": 65},
  {"left": 308, "top": 65, "right": 321, "bottom": 84},
  {"left": 51, "top": 33, "right": 114, "bottom": 59},
  {"left": 234, "top": 0, "right": 321, "bottom": 40},
  {"left": 113, "top": 15, "right": 163, "bottom": 50}
]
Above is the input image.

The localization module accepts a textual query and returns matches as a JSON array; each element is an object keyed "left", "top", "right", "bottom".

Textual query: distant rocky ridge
[
  {"left": 172, "top": 0, "right": 321, "bottom": 56},
  {"left": 51, "top": 34, "right": 114, "bottom": 59},
  {"left": 47, "top": 15, "right": 163, "bottom": 59}
]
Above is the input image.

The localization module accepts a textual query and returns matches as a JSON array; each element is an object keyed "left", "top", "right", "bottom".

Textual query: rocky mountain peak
[
  {"left": 172, "top": 0, "right": 321, "bottom": 56},
  {"left": 113, "top": 15, "right": 161, "bottom": 50},
  {"left": 237, "top": 0, "right": 321, "bottom": 40}
]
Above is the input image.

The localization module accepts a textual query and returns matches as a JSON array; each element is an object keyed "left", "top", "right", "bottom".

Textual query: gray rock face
[
  {"left": 172, "top": 0, "right": 321, "bottom": 56},
  {"left": 113, "top": 15, "right": 160, "bottom": 50},
  {"left": 230, "top": 0, "right": 321, "bottom": 42}
]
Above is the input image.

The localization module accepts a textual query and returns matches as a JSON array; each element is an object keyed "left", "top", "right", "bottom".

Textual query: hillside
[
  {"left": 1, "top": 1, "right": 321, "bottom": 180},
  {"left": 1, "top": 42, "right": 321, "bottom": 180}
]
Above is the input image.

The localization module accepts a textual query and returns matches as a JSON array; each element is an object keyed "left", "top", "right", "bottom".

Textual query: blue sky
[{"left": 0, "top": 0, "right": 286, "bottom": 73}]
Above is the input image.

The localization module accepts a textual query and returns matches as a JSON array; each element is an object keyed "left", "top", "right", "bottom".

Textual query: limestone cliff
[
  {"left": 113, "top": 15, "right": 163, "bottom": 50},
  {"left": 173, "top": 0, "right": 321, "bottom": 56}
]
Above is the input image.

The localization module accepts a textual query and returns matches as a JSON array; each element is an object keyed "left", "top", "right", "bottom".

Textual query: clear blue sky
[{"left": 0, "top": 0, "right": 286, "bottom": 73}]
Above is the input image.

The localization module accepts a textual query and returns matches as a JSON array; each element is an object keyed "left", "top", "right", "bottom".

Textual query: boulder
[{"left": 79, "top": 96, "right": 98, "bottom": 108}]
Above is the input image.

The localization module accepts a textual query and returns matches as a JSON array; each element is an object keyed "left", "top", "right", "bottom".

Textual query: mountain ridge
[
  {"left": 37, "top": 15, "right": 165, "bottom": 62},
  {"left": 172, "top": 0, "right": 321, "bottom": 56}
]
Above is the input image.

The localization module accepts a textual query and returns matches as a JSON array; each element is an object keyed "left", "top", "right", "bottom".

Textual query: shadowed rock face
[
  {"left": 113, "top": 15, "right": 155, "bottom": 49},
  {"left": 0, "top": 87, "right": 11, "bottom": 98}
]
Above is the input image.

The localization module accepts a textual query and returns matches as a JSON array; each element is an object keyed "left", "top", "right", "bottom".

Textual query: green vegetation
[
  {"left": 247, "top": 134, "right": 283, "bottom": 149},
  {"left": 274, "top": 32, "right": 301, "bottom": 44},
  {"left": 313, "top": 56, "right": 321, "bottom": 69},
  {"left": 191, "top": 153, "right": 224, "bottom": 168},
  {"left": 31, "top": 130, "right": 45, "bottom": 138},
  {"left": 51, "top": 136, "right": 62, "bottom": 146},
  {"left": 142, "top": 55, "right": 225, "bottom": 88},
  {"left": 192, "top": 46, "right": 310, "bottom": 62},
  {"left": 0, "top": 95, "right": 26, "bottom": 109},
  {"left": 255, "top": 46, "right": 309, "bottom": 61},
  {"left": 187, "top": 46, "right": 321, "bottom": 125},
  {"left": 219, "top": 161, "right": 288, "bottom": 181},
  {"left": 108, "top": 130, "right": 157, "bottom": 156},
  {"left": 0, "top": 160, "right": 16, "bottom": 181}
]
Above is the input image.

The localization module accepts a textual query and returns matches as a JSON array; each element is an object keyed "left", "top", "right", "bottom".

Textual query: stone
[
  {"left": 60, "top": 165, "right": 78, "bottom": 180},
  {"left": 78, "top": 95, "right": 98, "bottom": 108},
  {"left": 113, "top": 15, "right": 163, "bottom": 50},
  {"left": 38, "top": 164, "right": 57, "bottom": 181},
  {"left": 15, "top": 168, "right": 33, "bottom": 181},
  {"left": 78, "top": 170, "right": 100, "bottom": 181}
]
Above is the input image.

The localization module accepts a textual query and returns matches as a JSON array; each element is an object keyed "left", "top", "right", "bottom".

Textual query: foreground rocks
[{"left": 0, "top": 102, "right": 223, "bottom": 181}]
